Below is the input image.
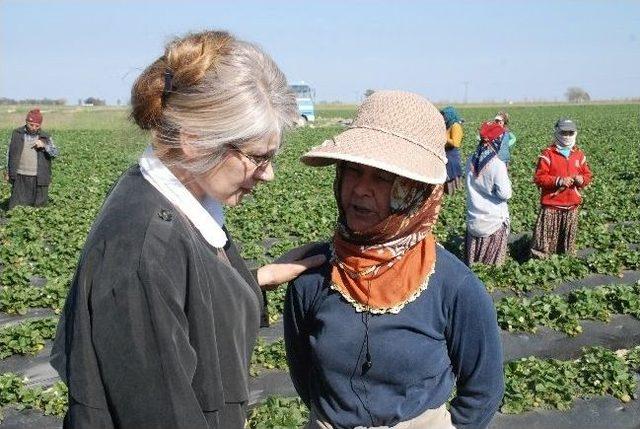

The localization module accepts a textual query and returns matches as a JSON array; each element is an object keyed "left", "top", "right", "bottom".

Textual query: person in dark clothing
[
  {"left": 285, "top": 91, "right": 504, "bottom": 429},
  {"left": 5, "top": 108, "right": 58, "bottom": 208},
  {"left": 51, "top": 30, "right": 324, "bottom": 429}
]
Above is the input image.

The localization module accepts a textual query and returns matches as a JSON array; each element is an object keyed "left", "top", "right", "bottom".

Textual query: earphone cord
[
  {"left": 362, "top": 280, "right": 374, "bottom": 425},
  {"left": 349, "top": 280, "right": 375, "bottom": 426}
]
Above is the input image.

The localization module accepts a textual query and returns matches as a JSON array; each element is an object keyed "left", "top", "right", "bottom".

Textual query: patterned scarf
[
  {"left": 330, "top": 165, "right": 444, "bottom": 314},
  {"left": 470, "top": 121, "right": 505, "bottom": 174}
]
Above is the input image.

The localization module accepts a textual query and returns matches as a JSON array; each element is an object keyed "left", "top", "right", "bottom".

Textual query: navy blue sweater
[{"left": 284, "top": 244, "right": 504, "bottom": 428}]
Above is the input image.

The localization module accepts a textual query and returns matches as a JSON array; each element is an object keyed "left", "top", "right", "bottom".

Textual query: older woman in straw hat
[{"left": 284, "top": 91, "right": 504, "bottom": 429}]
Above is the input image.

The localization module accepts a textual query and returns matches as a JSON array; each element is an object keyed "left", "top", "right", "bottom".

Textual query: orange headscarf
[{"left": 331, "top": 166, "right": 444, "bottom": 314}]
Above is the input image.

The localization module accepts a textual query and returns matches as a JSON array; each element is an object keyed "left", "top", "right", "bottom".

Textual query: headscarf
[
  {"left": 440, "top": 106, "right": 462, "bottom": 129},
  {"left": 26, "top": 109, "right": 43, "bottom": 125},
  {"left": 470, "top": 121, "right": 505, "bottom": 175},
  {"left": 330, "top": 164, "right": 444, "bottom": 314}
]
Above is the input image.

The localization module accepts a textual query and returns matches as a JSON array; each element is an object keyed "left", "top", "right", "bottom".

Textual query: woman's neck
[{"left": 167, "top": 164, "right": 206, "bottom": 202}]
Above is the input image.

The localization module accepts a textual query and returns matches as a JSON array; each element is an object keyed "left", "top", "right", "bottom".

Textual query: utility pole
[{"left": 462, "top": 81, "right": 470, "bottom": 104}]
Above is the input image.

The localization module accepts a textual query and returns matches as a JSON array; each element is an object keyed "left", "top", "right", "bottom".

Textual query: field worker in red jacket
[{"left": 531, "top": 118, "right": 592, "bottom": 258}]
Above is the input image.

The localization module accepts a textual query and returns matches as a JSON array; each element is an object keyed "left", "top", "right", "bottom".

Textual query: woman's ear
[{"left": 179, "top": 130, "right": 199, "bottom": 158}]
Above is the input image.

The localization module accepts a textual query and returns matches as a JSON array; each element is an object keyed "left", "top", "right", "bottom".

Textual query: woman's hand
[
  {"left": 257, "top": 242, "right": 326, "bottom": 290},
  {"left": 574, "top": 175, "right": 584, "bottom": 186}
]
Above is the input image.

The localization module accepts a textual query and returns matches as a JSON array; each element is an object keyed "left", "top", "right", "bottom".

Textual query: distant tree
[
  {"left": 0, "top": 97, "right": 66, "bottom": 105},
  {"left": 84, "top": 97, "right": 106, "bottom": 106},
  {"left": 364, "top": 89, "right": 375, "bottom": 98},
  {"left": 565, "top": 87, "right": 590, "bottom": 103}
]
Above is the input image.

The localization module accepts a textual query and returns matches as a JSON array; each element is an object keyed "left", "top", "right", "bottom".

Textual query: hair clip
[{"left": 162, "top": 69, "right": 174, "bottom": 105}]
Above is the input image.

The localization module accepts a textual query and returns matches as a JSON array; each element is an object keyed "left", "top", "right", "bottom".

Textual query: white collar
[{"left": 139, "top": 146, "right": 227, "bottom": 248}]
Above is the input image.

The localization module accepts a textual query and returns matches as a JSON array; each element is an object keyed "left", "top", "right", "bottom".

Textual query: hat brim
[{"left": 301, "top": 127, "right": 447, "bottom": 184}]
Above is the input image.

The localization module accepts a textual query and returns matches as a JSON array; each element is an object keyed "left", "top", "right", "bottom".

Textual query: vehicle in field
[{"left": 289, "top": 81, "right": 315, "bottom": 124}]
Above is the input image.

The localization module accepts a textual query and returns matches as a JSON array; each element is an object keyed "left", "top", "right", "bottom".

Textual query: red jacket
[{"left": 534, "top": 145, "right": 593, "bottom": 209}]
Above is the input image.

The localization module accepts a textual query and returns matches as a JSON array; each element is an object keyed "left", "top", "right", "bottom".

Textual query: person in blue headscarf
[{"left": 440, "top": 106, "right": 464, "bottom": 195}]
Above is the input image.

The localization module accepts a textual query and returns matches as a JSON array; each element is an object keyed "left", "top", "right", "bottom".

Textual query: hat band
[{"left": 348, "top": 124, "right": 447, "bottom": 163}]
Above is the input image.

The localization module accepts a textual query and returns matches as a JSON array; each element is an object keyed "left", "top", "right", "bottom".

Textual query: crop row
[
  {"left": 0, "top": 317, "right": 57, "bottom": 359},
  {"left": 0, "top": 373, "right": 67, "bottom": 422},
  {"left": 250, "top": 338, "right": 287, "bottom": 376},
  {"left": 497, "top": 282, "right": 640, "bottom": 335}
]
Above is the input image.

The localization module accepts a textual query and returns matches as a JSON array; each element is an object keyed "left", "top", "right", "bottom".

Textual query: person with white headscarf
[{"left": 531, "top": 118, "right": 593, "bottom": 258}]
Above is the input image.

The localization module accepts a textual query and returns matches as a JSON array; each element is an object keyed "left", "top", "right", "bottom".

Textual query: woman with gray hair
[
  {"left": 51, "top": 30, "right": 324, "bottom": 429},
  {"left": 285, "top": 91, "right": 503, "bottom": 429}
]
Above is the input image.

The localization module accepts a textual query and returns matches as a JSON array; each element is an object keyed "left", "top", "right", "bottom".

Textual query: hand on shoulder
[{"left": 257, "top": 242, "right": 327, "bottom": 290}]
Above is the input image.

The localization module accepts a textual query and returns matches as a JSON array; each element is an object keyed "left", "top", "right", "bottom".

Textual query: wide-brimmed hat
[{"left": 301, "top": 90, "right": 447, "bottom": 184}]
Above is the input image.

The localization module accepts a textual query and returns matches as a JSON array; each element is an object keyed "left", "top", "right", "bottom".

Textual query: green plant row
[
  {"left": 0, "top": 373, "right": 67, "bottom": 422},
  {"left": 0, "top": 317, "right": 58, "bottom": 359},
  {"left": 250, "top": 338, "right": 287, "bottom": 377},
  {"left": 0, "top": 278, "right": 69, "bottom": 315},
  {"left": 502, "top": 346, "right": 640, "bottom": 414},
  {"left": 471, "top": 255, "right": 590, "bottom": 294},
  {"left": 245, "top": 345, "right": 640, "bottom": 427},
  {"left": 497, "top": 282, "right": 640, "bottom": 335},
  {"left": 247, "top": 396, "right": 308, "bottom": 429}
]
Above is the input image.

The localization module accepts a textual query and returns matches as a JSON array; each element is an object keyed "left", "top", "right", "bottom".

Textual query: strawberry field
[{"left": 0, "top": 103, "right": 639, "bottom": 428}]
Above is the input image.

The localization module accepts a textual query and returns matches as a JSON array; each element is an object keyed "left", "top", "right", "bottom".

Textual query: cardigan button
[{"left": 158, "top": 209, "right": 173, "bottom": 221}]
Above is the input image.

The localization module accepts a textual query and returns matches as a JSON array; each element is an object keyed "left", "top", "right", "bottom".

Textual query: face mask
[{"left": 555, "top": 131, "right": 576, "bottom": 148}]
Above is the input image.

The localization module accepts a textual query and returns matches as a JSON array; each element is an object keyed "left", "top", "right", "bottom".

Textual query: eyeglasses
[{"left": 229, "top": 145, "right": 276, "bottom": 169}]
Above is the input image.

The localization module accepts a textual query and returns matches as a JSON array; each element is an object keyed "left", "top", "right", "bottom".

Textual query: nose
[
  {"left": 352, "top": 173, "right": 374, "bottom": 197},
  {"left": 254, "top": 162, "right": 275, "bottom": 182}
]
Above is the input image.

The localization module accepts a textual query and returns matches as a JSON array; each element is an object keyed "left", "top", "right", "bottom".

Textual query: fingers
[{"left": 260, "top": 253, "right": 327, "bottom": 289}]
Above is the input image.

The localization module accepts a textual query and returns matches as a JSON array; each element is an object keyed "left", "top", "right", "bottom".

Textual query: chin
[
  {"left": 346, "top": 217, "right": 376, "bottom": 232},
  {"left": 223, "top": 190, "right": 246, "bottom": 207}
]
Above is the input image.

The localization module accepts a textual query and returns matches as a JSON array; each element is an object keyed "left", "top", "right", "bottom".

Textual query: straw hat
[{"left": 302, "top": 90, "right": 447, "bottom": 184}]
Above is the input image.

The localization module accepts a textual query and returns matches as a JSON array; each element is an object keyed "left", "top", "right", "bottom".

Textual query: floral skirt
[
  {"left": 530, "top": 206, "right": 579, "bottom": 258},
  {"left": 465, "top": 223, "right": 509, "bottom": 266}
]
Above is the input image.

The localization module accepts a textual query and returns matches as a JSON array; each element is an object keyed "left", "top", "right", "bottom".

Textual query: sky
[{"left": 2, "top": 0, "right": 639, "bottom": 105}]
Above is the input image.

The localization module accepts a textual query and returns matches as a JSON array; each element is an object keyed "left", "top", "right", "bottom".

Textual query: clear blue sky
[{"left": 2, "top": 0, "right": 639, "bottom": 104}]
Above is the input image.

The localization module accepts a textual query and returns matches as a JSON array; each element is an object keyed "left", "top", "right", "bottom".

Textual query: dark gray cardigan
[{"left": 51, "top": 166, "right": 263, "bottom": 429}]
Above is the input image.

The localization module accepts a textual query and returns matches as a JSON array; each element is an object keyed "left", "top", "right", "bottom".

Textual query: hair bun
[
  {"left": 166, "top": 31, "right": 232, "bottom": 90},
  {"left": 130, "top": 31, "right": 233, "bottom": 131}
]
